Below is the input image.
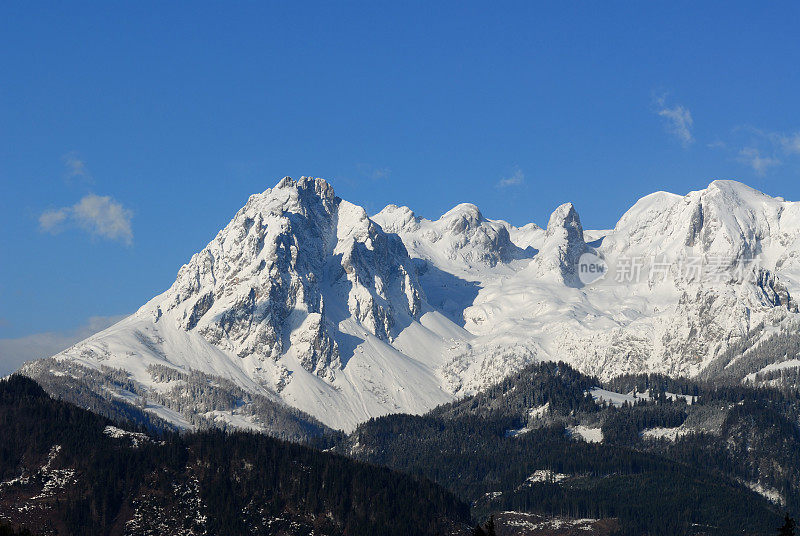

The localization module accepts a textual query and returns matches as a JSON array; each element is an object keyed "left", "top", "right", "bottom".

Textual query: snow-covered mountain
[
  {"left": 21, "top": 177, "right": 800, "bottom": 433},
  {"left": 459, "top": 181, "right": 800, "bottom": 387}
]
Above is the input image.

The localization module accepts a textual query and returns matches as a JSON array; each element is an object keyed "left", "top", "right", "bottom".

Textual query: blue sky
[{"left": 1, "top": 2, "right": 800, "bottom": 366}]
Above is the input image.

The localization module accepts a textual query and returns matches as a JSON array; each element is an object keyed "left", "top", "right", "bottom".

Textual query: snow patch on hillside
[
  {"left": 568, "top": 425, "right": 603, "bottom": 443},
  {"left": 739, "top": 479, "right": 785, "bottom": 506},
  {"left": 744, "top": 359, "right": 800, "bottom": 383},
  {"left": 525, "top": 470, "right": 569, "bottom": 484},
  {"left": 642, "top": 426, "right": 689, "bottom": 442},
  {"left": 103, "top": 426, "right": 150, "bottom": 447}
]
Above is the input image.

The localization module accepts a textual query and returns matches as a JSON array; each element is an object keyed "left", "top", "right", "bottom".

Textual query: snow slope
[{"left": 21, "top": 178, "right": 800, "bottom": 433}]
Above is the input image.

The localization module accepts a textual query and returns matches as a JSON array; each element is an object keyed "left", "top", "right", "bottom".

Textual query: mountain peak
[
  {"left": 373, "top": 201, "right": 524, "bottom": 269},
  {"left": 141, "top": 175, "right": 426, "bottom": 385},
  {"left": 440, "top": 203, "right": 484, "bottom": 233},
  {"left": 525, "top": 203, "right": 587, "bottom": 285},
  {"left": 275, "top": 175, "right": 335, "bottom": 195},
  {"left": 546, "top": 202, "right": 584, "bottom": 240},
  {"left": 706, "top": 178, "right": 762, "bottom": 193},
  {"left": 694, "top": 179, "right": 778, "bottom": 207},
  {"left": 372, "top": 204, "right": 420, "bottom": 234}
]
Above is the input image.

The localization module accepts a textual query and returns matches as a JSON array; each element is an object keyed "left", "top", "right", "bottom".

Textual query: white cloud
[
  {"left": 655, "top": 96, "right": 694, "bottom": 147},
  {"left": 0, "top": 315, "right": 128, "bottom": 377},
  {"left": 497, "top": 166, "right": 525, "bottom": 188},
  {"left": 39, "top": 194, "right": 134, "bottom": 245},
  {"left": 73, "top": 194, "right": 134, "bottom": 244},
  {"left": 738, "top": 147, "right": 781, "bottom": 177}
]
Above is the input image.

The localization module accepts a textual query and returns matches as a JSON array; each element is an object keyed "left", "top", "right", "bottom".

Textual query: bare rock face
[{"left": 754, "top": 267, "right": 798, "bottom": 312}]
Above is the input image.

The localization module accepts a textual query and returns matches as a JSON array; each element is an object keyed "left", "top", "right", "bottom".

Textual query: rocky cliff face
[{"left": 146, "top": 177, "right": 422, "bottom": 380}]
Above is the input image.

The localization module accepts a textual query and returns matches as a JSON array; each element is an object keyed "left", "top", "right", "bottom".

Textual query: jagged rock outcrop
[
  {"left": 525, "top": 202, "right": 588, "bottom": 285},
  {"left": 148, "top": 177, "right": 423, "bottom": 378}
]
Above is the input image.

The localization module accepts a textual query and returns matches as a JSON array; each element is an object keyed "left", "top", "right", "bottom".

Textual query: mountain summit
[
  {"left": 148, "top": 176, "right": 422, "bottom": 378},
  {"left": 21, "top": 178, "right": 800, "bottom": 433},
  {"left": 526, "top": 202, "right": 588, "bottom": 285}
]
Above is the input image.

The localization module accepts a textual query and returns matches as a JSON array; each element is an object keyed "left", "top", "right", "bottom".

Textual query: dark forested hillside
[
  {"left": 0, "top": 375, "right": 470, "bottom": 536},
  {"left": 429, "top": 361, "right": 599, "bottom": 421},
  {"left": 341, "top": 362, "right": 797, "bottom": 536},
  {"left": 5, "top": 363, "right": 800, "bottom": 536}
]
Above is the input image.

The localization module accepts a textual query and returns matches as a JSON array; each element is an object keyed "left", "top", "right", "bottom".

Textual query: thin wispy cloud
[
  {"left": 737, "top": 147, "right": 780, "bottom": 177},
  {"left": 719, "top": 126, "right": 800, "bottom": 176},
  {"left": 0, "top": 315, "right": 128, "bottom": 377},
  {"left": 63, "top": 152, "right": 93, "bottom": 182},
  {"left": 356, "top": 163, "right": 391, "bottom": 180},
  {"left": 654, "top": 95, "right": 694, "bottom": 147},
  {"left": 38, "top": 208, "right": 70, "bottom": 231},
  {"left": 776, "top": 132, "right": 800, "bottom": 155},
  {"left": 40, "top": 194, "right": 134, "bottom": 245},
  {"left": 497, "top": 166, "right": 525, "bottom": 188}
]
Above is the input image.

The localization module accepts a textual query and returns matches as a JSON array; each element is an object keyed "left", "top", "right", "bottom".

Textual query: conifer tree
[
  {"left": 486, "top": 514, "right": 496, "bottom": 536},
  {"left": 779, "top": 515, "right": 796, "bottom": 536}
]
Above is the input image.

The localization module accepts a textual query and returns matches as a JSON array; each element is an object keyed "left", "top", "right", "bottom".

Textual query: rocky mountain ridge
[{"left": 20, "top": 177, "right": 800, "bottom": 432}]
